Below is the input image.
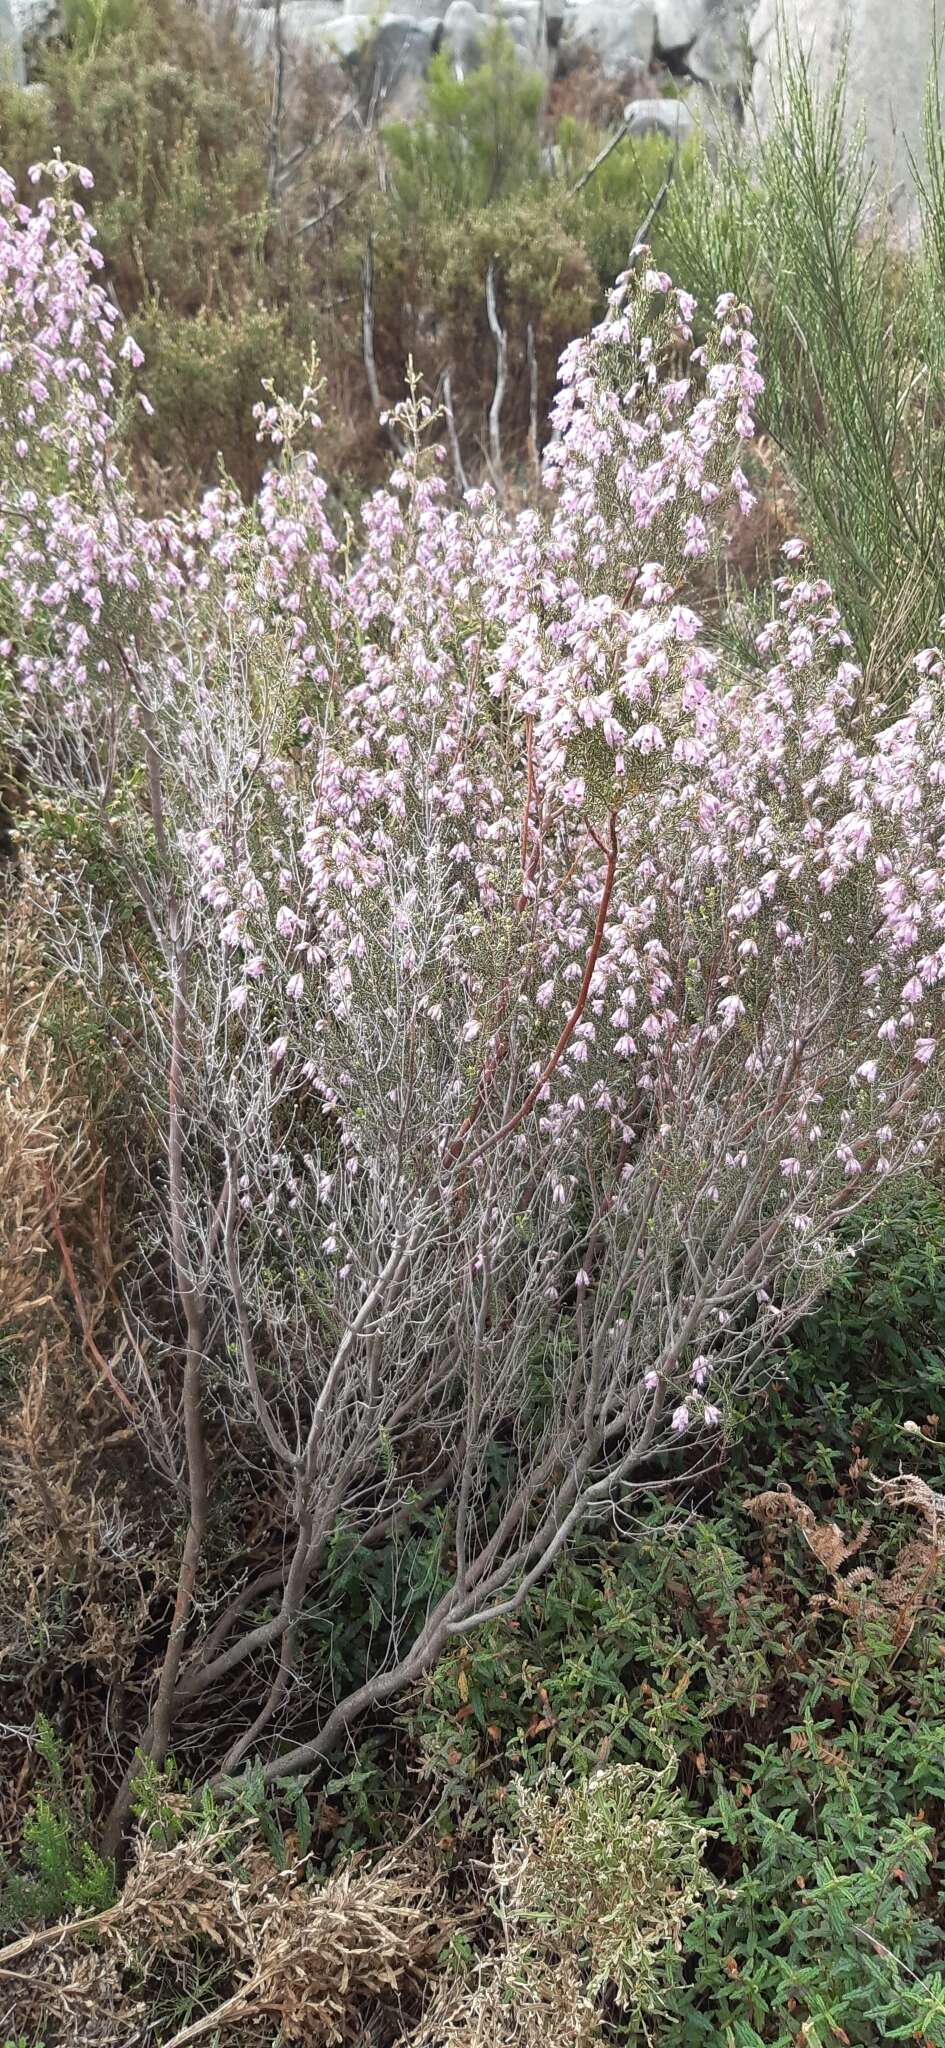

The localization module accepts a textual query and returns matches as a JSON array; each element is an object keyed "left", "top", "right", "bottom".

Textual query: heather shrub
[
  {"left": 3, "top": 163, "right": 945, "bottom": 1873},
  {"left": 0, "top": 0, "right": 312, "bottom": 492}
]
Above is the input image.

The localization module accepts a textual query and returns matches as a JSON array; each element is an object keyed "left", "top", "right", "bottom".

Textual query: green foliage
[
  {"left": 694, "top": 1706, "right": 945, "bottom": 2046},
  {"left": 384, "top": 29, "right": 544, "bottom": 214},
  {"left": 659, "top": 45, "right": 945, "bottom": 684},
  {"left": 61, "top": 0, "right": 139, "bottom": 62},
  {"left": 0, "top": 1719, "right": 115, "bottom": 1933},
  {"left": 0, "top": 0, "right": 310, "bottom": 493},
  {"left": 560, "top": 119, "right": 692, "bottom": 296},
  {"left": 0, "top": 2, "right": 689, "bottom": 493},
  {"left": 742, "top": 1183, "right": 945, "bottom": 1497},
  {"left": 372, "top": 48, "right": 684, "bottom": 477},
  {"left": 395, "top": 1186, "right": 945, "bottom": 2043},
  {"left": 131, "top": 297, "right": 310, "bottom": 495}
]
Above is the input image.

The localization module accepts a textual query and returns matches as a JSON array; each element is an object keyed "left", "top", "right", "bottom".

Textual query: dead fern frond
[
  {"left": 745, "top": 1474, "right": 945, "bottom": 1654},
  {"left": 744, "top": 1485, "right": 872, "bottom": 1574}
]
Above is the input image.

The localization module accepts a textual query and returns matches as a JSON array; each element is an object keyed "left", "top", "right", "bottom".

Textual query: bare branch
[
  {"left": 362, "top": 236, "right": 405, "bottom": 456},
  {"left": 569, "top": 118, "right": 628, "bottom": 198},
  {"left": 485, "top": 259, "right": 508, "bottom": 488},
  {"left": 442, "top": 368, "right": 470, "bottom": 495}
]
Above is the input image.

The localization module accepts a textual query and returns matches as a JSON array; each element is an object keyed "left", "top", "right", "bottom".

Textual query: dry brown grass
[
  {"left": 1, "top": 1832, "right": 457, "bottom": 2046},
  {"left": 0, "top": 887, "right": 98, "bottom": 1333},
  {"left": 0, "top": 886, "right": 170, "bottom": 1844}
]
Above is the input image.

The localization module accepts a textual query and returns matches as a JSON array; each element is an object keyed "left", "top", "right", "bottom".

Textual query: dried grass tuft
[
  {"left": 1, "top": 1831, "right": 456, "bottom": 2046},
  {"left": 0, "top": 887, "right": 99, "bottom": 1334},
  {"left": 0, "top": 887, "right": 165, "bottom": 1825}
]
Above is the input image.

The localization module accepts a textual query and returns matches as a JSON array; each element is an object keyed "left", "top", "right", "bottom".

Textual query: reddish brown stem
[
  {"left": 460, "top": 811, "right": 619, "bottom": 1172},
  {"left": 445, "top": 722, "right": 543, "bottom": 1164}
]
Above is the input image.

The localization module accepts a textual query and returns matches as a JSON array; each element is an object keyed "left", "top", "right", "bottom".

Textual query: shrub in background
[
  {"left": 0, "top": 8, "right": 686, "bottom": 497},
  {"left": 383, "top": 33, "right": 544, "bottom": 214},
  {"left": 0, "top": 0, "right": 312, "bottom": 493},
  {"left": 373, "top": 39, "right": 683, "bottom": 474}
]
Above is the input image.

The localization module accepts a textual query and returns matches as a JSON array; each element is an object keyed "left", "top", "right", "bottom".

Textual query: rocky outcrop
[
  {"left": 242, "top": 0, "right": 547, "bottom": 104},
  {"left": 1, "top": 0, "right": 25, "bottom": 83},
  {"left": 623, "top": 92, "right": 695, "bottom": 141},
  {"left": 439, "top": 0, "right": 547, "bottom": 74},
  {"left": 368, "top": 14, "right": 441, "bottom": 112},
  {"left": 557, "top": 0, "right": 754, "bottom": 93},
  {"left": 654, "top": 0, "right": 706, "bottom": 52},
  {"left": 229, "top": 0, "right": 754, "bottom": 109},
  {"left": 558, "top": 0, "right": 655, "bottom": 80},
  {"left": 7, "top": 0, "right": 59, "bottom": 76},
  {"left": 749, "top": 0, "right": 943, "bottom": 230},
  {"left": 685, "top": 0, "right": 751, "bottom": 88}
]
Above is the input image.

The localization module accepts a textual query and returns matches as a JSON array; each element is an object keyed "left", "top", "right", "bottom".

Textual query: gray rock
[
  {"left": 315, "top": 13, "right": 369, "bottom": 56},
  {"left": 654, "top": 0, "right": 705, "bottom": 50},
  {"left": 9, "top": 0, "right": 55, "bottom": 39},
  {"left": 623, "top": 92, "right": 695, "bottom": 140},
  {"left": 0, "top": 0, "right": 25, "bottom": 84},
  {"left": 440, "top": 0, "right": 487, "bottom": 72},
  {"left": 560, "top": 0, "right": 655, "bottom": 80},
  {"left": 369, "top": 12, "right": 439, "bottom": 110},
  {"left": 495, "top": 0, "right": 545, "bottom": 58},
  {"left": 241, "top": 2, "right": 366, "bottom": 62},
  {"left": 381, "top": 0, "right": 451, "bottom": 17},
  {"left": 748, "top": 0, "right": 942, "bottom": 231},
  {"left": 686, "top": 2, "right": 750, "bottom": 86}
]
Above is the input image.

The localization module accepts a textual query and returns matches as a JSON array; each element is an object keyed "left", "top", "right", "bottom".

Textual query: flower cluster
[{"left": 3, "top": 162, "right": 945, "bottom": 1495}]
